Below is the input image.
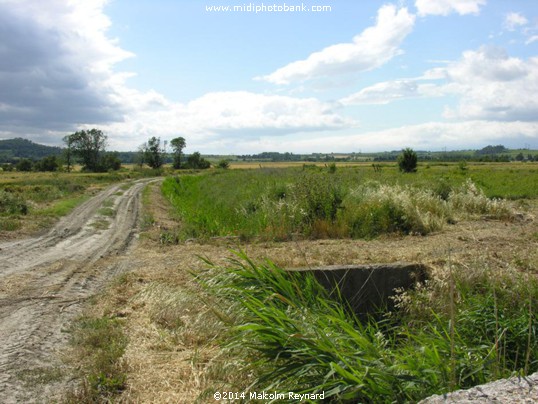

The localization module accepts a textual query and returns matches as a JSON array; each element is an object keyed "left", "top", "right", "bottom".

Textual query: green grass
[
  {"left": 162, "top": 165, "right": 526, "bottom": 241},
  {"left": 0, "top": 170, "right": 153, "bottom": 233},
  {"left": 98, "top": 207, "right": 115, "bottom": 217},
  {"left": 38, "top": 195, "right": 90, "bottom": 217},
  {"left": 197, "top": 253, "right": 538, "bottom": 403},
  {"left": 65, "top": 315, "right": 128, "bottom": 402},
  {"left": 0, "top": 217, "right": 21, "bottom": 231}
]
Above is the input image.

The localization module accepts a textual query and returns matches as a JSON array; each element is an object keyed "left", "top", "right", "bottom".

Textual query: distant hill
[{"left": 0, "top": 138, "right": 63, "bottom": 164}]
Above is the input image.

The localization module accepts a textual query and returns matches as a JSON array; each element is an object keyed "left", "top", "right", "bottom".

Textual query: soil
[
  {"left": 0, "top": 178, "right": 536, "bottom": 403},
  {"left": 0, "top": 178, "right": 156, "bottom": 403}
]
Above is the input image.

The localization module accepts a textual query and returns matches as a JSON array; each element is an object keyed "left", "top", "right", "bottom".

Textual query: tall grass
[
  {"left": 197, "top": 253, "right": 538, "bottom": 402},
  {"left": 162, "top": 167, "right": 515, "bottom": 241}
]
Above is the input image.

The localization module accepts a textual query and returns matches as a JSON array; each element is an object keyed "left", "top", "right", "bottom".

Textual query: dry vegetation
[{"left": 65, "top": 175, "right": 538, "bottom": 402}]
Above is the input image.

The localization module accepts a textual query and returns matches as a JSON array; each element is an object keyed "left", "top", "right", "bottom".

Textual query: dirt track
[{"left": 0, "top": 178, "right": 155, "bottom": 403}]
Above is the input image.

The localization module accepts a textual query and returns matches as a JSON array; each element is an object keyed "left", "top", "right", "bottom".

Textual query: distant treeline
[
  {"left": 1, "top": 138, "right": 537, "bottom": 167},
  {"left": 238, "top": 146, "right": 538, "bottom": 163}
]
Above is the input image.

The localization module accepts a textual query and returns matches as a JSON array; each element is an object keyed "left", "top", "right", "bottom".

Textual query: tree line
[{"left": 2, "top": 130, "right": 211, "bottom": 173}]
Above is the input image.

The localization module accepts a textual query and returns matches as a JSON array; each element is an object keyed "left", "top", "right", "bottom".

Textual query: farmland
[
  {"left": 1, "top": 161, "right": 537, "bottom": 402},
  {"left": 66, "top": 161, "right": 536, "bottom": 403}
]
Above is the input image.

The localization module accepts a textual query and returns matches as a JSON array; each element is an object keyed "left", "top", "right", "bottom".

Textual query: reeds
[{"left": 197, "top": 252, "right": 538, "bottom": 402}]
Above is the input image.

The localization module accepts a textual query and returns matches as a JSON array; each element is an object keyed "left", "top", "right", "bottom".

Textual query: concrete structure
[
  {"left": 420, "top": 371, "right": 538, "bottom": 403},
  {"left": 290, "top": 262, "right": 429, "bottom": 316}
]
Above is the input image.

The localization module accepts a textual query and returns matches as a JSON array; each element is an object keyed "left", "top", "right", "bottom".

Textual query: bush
[
  {"left": 186, "top": 152, "right": 210, "bottom": 169},
  {"left": 16, "top": 158, "right": 33, "bottom": 172},
  {"left": 0, "top": 190, "right": 28, "bottom": 214},
  {"left": 398, "top": 148, "right": 418, "bottom": 173},
  {"left": 34, "top": 156, "right": 59, "bottom": 172},
  {"left": 217, "top": 159, "right": 230, "bottom": 169}
]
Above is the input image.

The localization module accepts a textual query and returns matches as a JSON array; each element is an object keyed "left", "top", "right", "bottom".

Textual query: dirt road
[{"left": 0, "top": 178, "right": 155, "bottom": 403}]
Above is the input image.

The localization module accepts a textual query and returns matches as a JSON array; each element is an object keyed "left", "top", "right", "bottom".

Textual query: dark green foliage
[
  {"left": 397, "top": 147, "right": 418, "bottom": 173},
  {"left": 217, "top": 159, "right": 230, "bottom": 169},
  {"left": 16, "top": 158, "right": 33, "bottom": 172},
  {"left": 142, "top": 136, "right": 164, "bottom": 169},
  {"left": 0, "top": 190, "right": 28, "bottom": 214},
  {"left": 476, "top": 145, "right": 508, "bottom": 155},
  {"left": 293, "top": 172, "right": 344, "bottom": 224},
  {"left": 34, "top": 155, "right": 59, "bottom": 172},
  {"left": 0, "top": 138, "right": 63, "bottom": 164},
  {"left": 348, "top": 200, "right": 411, "bottom": 238},
  {"left": 170, "top": 137, "right": 186, "bottom": 169},
  {"left": 64, "top": 129, "right": 108, "bottom": 172},
  {"left": 186, "top": 152, "right": 210, "bottom": 169},
  {"left": 101, "top": 152, "right": 122, "bottom": 171}
]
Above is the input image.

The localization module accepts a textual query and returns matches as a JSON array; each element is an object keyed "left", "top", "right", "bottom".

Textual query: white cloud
[
  {"left": 253, "top": 120, "right": 537, "bottom": 153},
  {"left": 258, "top": 5, "right": 415, "bottom": 85},
  {"left": 340, "top": 79, "right": 445, "bottom": 105},
  {"left": 439, "top": 46, "right": 538, "bottom": 121},
  {"left": 504, "top": 12, "right": 528, "bottom": 31},
  {"left": 99, "top": 91, "right": 355, "bottom": 150},
  {"left": 341, "top": 46, "right": 538, "bottom": 124},
  {"left": 415, "top": 0, "right": 486, "bottom": 16},
  {"left": 526, "top": 36, "right": 538, "bottom": 45},
  {"left": 0, "top": 0, "right": 355, "bottom": 150}
]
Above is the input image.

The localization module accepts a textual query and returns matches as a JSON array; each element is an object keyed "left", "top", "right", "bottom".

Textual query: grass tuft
[{"left": 196, "top": 252, "right": 538, "bottom": 402}]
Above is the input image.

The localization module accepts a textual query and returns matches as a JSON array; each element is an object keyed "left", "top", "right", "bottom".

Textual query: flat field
[
  {"left": 93, "top": 164, "right": 537, "bottom": 403},
  {"left": 2, "top": 162, "right": 537, "bottom": 402}
]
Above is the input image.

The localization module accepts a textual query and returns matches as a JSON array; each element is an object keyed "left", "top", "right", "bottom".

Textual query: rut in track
[{"left": 0, "top": 178, "right": 156, "bottom": 403}]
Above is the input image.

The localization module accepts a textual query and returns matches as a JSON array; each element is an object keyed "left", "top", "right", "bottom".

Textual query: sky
[{"left": 0, "top": 0, "right": 537, "bottom": 154}]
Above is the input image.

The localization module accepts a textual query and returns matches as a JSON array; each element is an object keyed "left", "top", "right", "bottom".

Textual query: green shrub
[
  {"left": 397, "top": 148, "right": 418, "bottom": 173},
  {"left": 199, "top": 254, "right": 538, "bottom": 403},
  {"left": 0, "top": 190, "right": 28, "bottom": 214},
  {"left": 217, "top": 159, "right": 230, "bottom": 169}
]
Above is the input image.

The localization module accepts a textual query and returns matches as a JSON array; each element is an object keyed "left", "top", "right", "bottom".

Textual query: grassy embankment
[
  {"left": 160, "top": 163, "right": 536, "bottom": 242},
  {"left": 158, "top": 163, "right": 537, "bottom": 402}
]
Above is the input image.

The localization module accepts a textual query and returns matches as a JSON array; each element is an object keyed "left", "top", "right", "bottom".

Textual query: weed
[
  {"left": 162, "top": 167, "right": 517, "bottom": 242},
  {"left": 90, "top": 219, "right": 109, "bottom": 230},
  {"left": 98, "top": 207, "right": 115, "bottom": 217},
  {"left": 65, "top": 315, "right": 128, "bottom": 401},
  {"left": 0, "top": 217, "right": 21, "bottom": 231},
  {"left": 197, "top": 253, "right": 538, "bottom": 402},
  {"left": 0, "top": 190, "right": 28, "bottom": 214},
  {"left": 102, "top": 198, "right": 114, "bottom": 208}
]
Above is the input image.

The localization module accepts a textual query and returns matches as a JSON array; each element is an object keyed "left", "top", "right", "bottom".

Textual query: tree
[
  {"left": 397, "top": 148, "right": 418, "bottom": 173},
  {"left": 101, "top": 152, "right": 122, "bottom": 171},
  {"left": 16, "top": 158, "right": 33, "bottom": 172},
  {"left": 170, "top": 137, "right": 186, "bottom": 169},
  {"left": 186, "top": 152, "right": 210, "bottom": 169},
  {"left": 142, "top": 136, "right": 164, "bottom": 169},
  {"left": 62, "top": 135, "right": 73, "bottom": 172},
  {"left": 65, "top": 129, "right": 107, "bottom": 172},
  {"left": 34, "top": 155, "right": 59, "bottom": 172}
]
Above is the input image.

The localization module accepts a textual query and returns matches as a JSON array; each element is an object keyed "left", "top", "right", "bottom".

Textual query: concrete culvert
[{"left": 289, "top": 262, "right": 429, "bottom": 317}]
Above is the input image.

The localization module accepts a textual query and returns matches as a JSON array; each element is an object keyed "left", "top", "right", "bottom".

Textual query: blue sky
[{"left": 0, "top": 0, "right": 537, "bottom": 153}]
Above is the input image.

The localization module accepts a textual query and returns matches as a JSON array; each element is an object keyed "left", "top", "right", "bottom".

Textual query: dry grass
[{"left": 72, "top": 182, "right": 538, "bottom": 402}]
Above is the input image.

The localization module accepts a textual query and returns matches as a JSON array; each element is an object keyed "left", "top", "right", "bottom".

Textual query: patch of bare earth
[{"left": 97, "top": 185, "right": 537, "bottom": 403}]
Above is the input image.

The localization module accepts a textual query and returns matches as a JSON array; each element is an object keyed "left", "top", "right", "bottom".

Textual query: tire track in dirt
[{"left": 0, "top": 178, "right": 157, "bottom": 403}]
